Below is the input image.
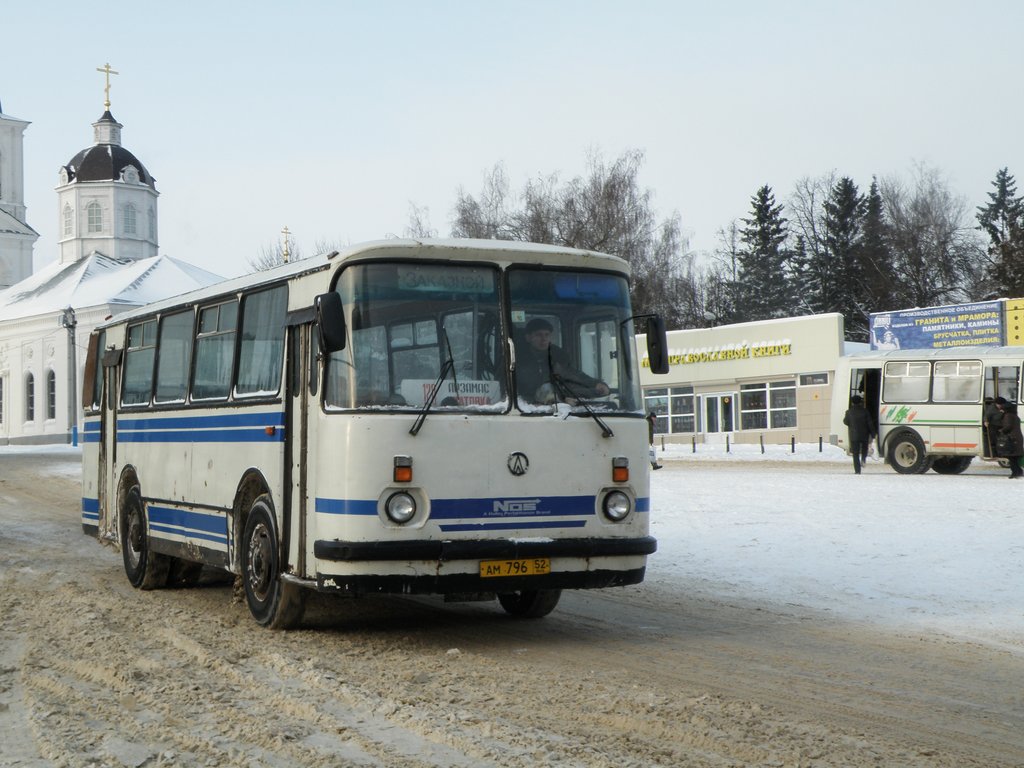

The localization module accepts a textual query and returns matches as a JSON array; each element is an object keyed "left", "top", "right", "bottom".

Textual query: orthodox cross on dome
[
  {"left": 281, "top": 226, "right": 291, "bottom": 263},
  {"left": 96, "top": 62, "right": 119, "bottom": 110}
]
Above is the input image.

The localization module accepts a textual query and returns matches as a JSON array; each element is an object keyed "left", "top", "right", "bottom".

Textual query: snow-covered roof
[
  {"left": 0, "top": 252, "right": 223, "bottom": 322},
  {"left": 0, "top": 208, "right": 38, "bottom": 237}
]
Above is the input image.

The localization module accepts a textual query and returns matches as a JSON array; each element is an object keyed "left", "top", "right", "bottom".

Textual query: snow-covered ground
[
  {"left": 648, "top": 441, "right": 1024, "bottom": 649},
  {"left": 15, "top": 442, "right": 1023, "bottom": 649}
]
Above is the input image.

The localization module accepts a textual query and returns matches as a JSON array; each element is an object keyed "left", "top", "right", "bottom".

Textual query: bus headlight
[
  {"left": 385, "top": 492, "right": 417, "bottom": 524},
  {"left": 602, "top": 491, "right": 631, "bottom": 522}
]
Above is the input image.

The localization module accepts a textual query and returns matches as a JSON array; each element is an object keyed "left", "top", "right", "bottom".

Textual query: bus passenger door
[
  {"left": 983, "top": 365, "right": 1020, "bottom": 457},
  {"left": 98, "top": 347, "right": 122, "bottom": 541},
  {"left": 284, "top": 320, "right": 316, "bottom": 579}
]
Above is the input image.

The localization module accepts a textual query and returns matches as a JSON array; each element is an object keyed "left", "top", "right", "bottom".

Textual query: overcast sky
[{"left": 5, "top": 1, "right": 1022, "bottom": 279}]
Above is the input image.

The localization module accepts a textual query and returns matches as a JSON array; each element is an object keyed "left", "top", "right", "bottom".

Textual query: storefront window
[
  {"left": 740, "top": 379, "right": 796, "bottom": 430},
  {"left": 644, "top": 385, "right": 694, "bottom": 434}
]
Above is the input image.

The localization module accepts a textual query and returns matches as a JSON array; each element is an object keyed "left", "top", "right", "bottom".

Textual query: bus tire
[
  {"left": 498, "top": 589, "right": 562, "bottom": 618},
  {"left": 888, "top": 432, "right": 930, "bottom": 474},
  {"left": 121, "top": 487, "right": 170, "bottom": 590},
  {"left": 242, "top": 495, "right": 306, "bottom": 630},
  {"left": 931, "top": 456, "right": 973, "bottom": 475}
]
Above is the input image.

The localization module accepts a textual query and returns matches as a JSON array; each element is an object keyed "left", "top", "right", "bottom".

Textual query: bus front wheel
[
  {"left": 242, "top": 496, "right": 306, "bottom": 630},
  {"left": 121, "top": 487, "right": 170, "bottom": 590},
  {"left": 498, "top": 589, "right": 562, "bottom": 618},
  {"left": 888, "top": 433, "right": 930, "bottom": 474}
]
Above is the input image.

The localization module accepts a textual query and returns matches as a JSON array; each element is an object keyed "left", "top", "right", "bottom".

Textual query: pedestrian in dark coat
[
  {"left": 843, "top": 395, "right": 876, "bottom": 475},
  {"left": 984, "top": 397, "right": 1004, "bottom": 457},
  {"left": 996, "top": 400, "right": 1024, "bottom": 478}
]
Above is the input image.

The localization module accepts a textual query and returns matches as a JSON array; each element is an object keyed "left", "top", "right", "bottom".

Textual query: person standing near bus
[
  {"left": 843, "top": 395, "right": 876, "bottom": 474},
  {"left": 647, "top": 411, "right": 663, "bottom": 470},
  {"left": 995, "top": 398, "right": 1024, "bottom": 478}
]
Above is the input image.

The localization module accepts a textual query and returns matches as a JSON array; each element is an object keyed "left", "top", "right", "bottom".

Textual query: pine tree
[
  {"left": 732, "top": 185, "right": 792, "bottom": 322},
  {"left": 860, "top": 178, "right": 895, "bottom": 312},
  {"left": 977, "top": 167, "right": 1024, "bottom": 296},
  {"left": 823, "top": 177, "right": 868, "bottom": 340}
]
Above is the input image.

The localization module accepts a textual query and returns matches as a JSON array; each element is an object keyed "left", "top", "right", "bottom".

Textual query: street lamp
[{"left": 60, "top": 307, "right": 78, "bottom": 445}]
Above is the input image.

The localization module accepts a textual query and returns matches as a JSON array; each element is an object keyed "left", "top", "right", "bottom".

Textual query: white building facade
[
  {"left": 0, "top": 101, "right": 37, "bottom": 289},
  {"left": 0, "top": 95, "right": 221, "bottom": 445},
  {"left": 638, "top": 313, "right": 848, "bottom": 446}
]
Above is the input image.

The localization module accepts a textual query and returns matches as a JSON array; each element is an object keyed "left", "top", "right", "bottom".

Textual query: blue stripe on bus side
[
  {"left": 315, "top": 498, "right": 379, "bottom": 515},
  {"left": 148, "top": 505, "right": 228, "bottom": 546},
  {"left": 118, "top": 412, "right": 285, "bottom": 431},
  {"left": 108, "top": 411, "right": 287, "bottom": 443},
  {"left": 636, "top": 497, "right": 650, "bottom": 513},
  {"left": 82, "top": 497, "right": 99, "bottom": 522}
]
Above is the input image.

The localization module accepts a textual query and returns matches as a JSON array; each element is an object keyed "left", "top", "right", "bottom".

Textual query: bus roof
[
  {"left": 842, "top": 345, "right": 1024, "bottom": 362},
  {"left": 96, "top": 238, "right": 629, "bottom": 329}
]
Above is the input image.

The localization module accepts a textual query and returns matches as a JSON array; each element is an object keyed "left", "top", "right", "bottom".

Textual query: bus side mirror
[
  {"left": 646, "top": 315, "right": 669, "bottom": 374},
  {"left": 315, "top": 292, "right": 346, "bottom": 353}
]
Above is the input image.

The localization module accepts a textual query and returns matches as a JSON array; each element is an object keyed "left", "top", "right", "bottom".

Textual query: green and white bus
[{"left": 832, "top": 347, "right": 1020, "bottom": 474}]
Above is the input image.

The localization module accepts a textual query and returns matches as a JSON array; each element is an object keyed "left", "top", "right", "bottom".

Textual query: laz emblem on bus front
[{"left": 507, "top": 452, "right": 529, "bottom": 476}]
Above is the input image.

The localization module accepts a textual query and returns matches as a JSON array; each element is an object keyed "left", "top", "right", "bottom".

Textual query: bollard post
[
  {"left": 760, "top": 434, "right": 765, "bottom": 454},
  {"left": 791, "top": 436, "right": 796, "bottom": 453},
  {"left": 726, "top": 435, "right": 730, "bottom": 453},
  {"left": 819, "top": 435, "right": 823, "bottom": 452},
  {"left": 692, "top": 435, "right": 696, "bottom": 453}
]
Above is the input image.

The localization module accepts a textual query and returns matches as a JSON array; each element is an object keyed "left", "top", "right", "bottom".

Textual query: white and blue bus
[
  {"left": 831, "top": 346, "right": 1021, "bottom": 474},
  {"left": 82, "top": 239, "right": 670, "bottom": 628}
]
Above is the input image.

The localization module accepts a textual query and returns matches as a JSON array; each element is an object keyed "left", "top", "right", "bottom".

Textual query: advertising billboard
[{"left": 869, "top": 301, "right": 1004, "bottom": 350}]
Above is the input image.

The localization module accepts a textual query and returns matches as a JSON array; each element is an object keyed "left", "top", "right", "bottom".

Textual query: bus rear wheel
[
  {"left": 497, "top": 589, "right": 562, "bottom": 618},
  {"left": 931, "top": 456, "right": 973, "bottom": 475},
  {"left": 242, "top": 495, "right": 306, "bottom": 630},
  {"left": 888, "top": 433, "right": 931, "bottom": 474},
  {"left": 121, "top": 487, "right": 170, "bottom": 590}
]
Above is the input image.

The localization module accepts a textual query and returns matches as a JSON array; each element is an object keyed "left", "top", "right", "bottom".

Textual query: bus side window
[
  {"left": 122, "top": 320, "right": 157, "bottom": 406},
  {"left": 154, "top": 310, "right": 194, "bottom": 404},
  {"left": 192, "top": 301, "right": 237, "bottom": 401},
  {"left": 237, "top": 286, "right": 287, "bottom": 397}
]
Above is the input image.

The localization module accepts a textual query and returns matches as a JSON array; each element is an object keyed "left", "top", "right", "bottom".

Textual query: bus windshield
[
  {"left": 325, "top": 261, "right": 506, "bottom": 411},
  {"left": 509, "top": 268, "right": 642, "bottom": 415}
]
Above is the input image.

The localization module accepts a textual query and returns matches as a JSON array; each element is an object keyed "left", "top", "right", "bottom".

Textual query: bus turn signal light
[
  {"left": 394, "top": 455, "right": 413, "bottom": 483},
  {"left": 612, "top": 457, "right": 629, "bottom": 483}
]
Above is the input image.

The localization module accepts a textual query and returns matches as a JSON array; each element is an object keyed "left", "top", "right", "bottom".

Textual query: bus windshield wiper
[
  {"left": 550, "top": 367, "right": 614, "bottom": 438},
  {"left": 409, "top": 330, "right": 458, "bottom": 436}
]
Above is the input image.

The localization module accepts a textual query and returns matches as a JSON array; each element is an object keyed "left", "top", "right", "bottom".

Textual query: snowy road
[{"left": 1, "top": 448, "right": 1022, "bottom": 766}]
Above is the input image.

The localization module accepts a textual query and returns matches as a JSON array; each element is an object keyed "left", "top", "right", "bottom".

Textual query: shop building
[{"left": 638, "top": 313, "right": 850, "bottom": 445}]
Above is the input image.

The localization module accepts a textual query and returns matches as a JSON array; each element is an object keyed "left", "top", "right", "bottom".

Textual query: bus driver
[{"left": 516, "top": 318, "right": 610, "bottom": 404}]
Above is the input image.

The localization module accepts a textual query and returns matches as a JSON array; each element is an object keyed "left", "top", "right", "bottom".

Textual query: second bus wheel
[
  {"left": 242, "top": 495, "right": 306, "bottom": 630},
  {"left": 497, "top": 589, "right": 562, "bottom": 618},
  {"left": 120, "top": 487, "right": 170, "bottom": 590}
]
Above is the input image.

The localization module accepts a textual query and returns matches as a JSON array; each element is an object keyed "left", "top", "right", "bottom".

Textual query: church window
[
  {"left": 123, "top": 203, "right": 137, "bottom": 235},
  {"left": 25, "top": 373, "right": 34, "bottom": 422},
  {"left": 63, "top": 204, "right": 74, "bottom": 236},
  {"left": 46, "top": 371, "right": 56, "bottom": 420},
  {"left": 148, "top": 208, "right": 155, "bottom": 239},
  {"left": 87, "top": 202, "right": 103, "bottom": 233}
]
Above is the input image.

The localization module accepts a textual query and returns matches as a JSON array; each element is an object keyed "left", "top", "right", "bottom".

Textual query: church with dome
[{"left": 0, "top": 81, "right": 223, "bottom": 444}]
